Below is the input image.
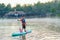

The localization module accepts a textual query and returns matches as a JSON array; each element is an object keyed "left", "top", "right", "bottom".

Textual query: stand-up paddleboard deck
[{"left": 12, "top": 30, "right": 31, "bottom": 37}]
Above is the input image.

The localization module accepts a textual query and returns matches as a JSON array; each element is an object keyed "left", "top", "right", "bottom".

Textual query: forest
[{"left": 0, "top": 1, "right": 60, "bottom": 18}]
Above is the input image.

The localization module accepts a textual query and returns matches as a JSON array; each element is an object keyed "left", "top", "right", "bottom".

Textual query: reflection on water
[{"left": 0, "top": 18, "right": 60, "bottom": 40}]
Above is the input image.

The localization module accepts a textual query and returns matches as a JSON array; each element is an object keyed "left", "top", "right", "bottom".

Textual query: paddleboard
[{"left": 12, "top": 30, "right": 31, "bottom": 37}]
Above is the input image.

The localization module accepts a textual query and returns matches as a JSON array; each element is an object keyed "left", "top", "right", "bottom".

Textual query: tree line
[{"left": 0, "top": 1, "right": 60, "bottom": 18}]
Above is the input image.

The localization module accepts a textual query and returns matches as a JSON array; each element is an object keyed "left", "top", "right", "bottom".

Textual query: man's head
[
  {"left": 22, "top": 15, "right": 24, "bottom": 17},
  {"left": 21, "top": 15, "right": 25, "bottom": 18}
]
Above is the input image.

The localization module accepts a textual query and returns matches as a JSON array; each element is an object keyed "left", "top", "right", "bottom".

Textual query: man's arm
[{"left": 17, "top": 18, "right": 22, "bottom": 21}]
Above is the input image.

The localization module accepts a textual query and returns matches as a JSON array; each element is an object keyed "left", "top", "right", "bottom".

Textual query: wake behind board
[{"left": 12, "top": 30, "right": 31, "bottom": 37}]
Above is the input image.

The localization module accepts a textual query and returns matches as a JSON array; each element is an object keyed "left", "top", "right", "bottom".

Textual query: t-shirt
[
  {"left": 21, "top": 18, "right": 26, "bottom": 25},
  {"left": 22, "top": 18, "right": 25, "bottom": 23}
]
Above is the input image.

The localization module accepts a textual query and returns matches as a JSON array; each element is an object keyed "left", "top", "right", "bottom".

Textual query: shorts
[{"left": 22, "top": 25, "right": 26, "bottom": 29}]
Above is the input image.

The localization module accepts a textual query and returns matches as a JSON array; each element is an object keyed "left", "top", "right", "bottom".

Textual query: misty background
[{"left": 0, "top": 0, "right": 60, "bottom": 18}]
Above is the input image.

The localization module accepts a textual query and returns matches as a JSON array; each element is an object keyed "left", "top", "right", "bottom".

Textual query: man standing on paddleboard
[{"left": 18, "top": 15, "right": 26, "bottom": 32}]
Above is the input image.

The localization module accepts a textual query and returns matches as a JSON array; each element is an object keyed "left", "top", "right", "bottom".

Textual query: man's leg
[
  {"left": 22, "top": 25, "right": 26, "bottom": 32},
  {"left": 24, "top": 28, "right": 26, "bottom": 32},
  {"left": 23, "top": 25, "right": 26, "bottom": 32}
]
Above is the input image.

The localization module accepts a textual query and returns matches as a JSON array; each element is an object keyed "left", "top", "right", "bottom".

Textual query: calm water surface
[{"left": 0, "top": 18, "right": 60, "bottom": 40}]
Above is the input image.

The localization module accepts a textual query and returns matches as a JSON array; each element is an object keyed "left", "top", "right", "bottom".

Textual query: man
[{"left": 18, "top": 15, "right": 26, "bottom": 32}]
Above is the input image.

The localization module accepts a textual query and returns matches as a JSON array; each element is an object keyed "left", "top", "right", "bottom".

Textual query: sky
[{"left": 0, "top": 0, "right": 53, "bottom": 7}]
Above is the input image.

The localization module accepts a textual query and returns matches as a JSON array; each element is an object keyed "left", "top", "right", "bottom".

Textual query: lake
[{"left": 0, "top": 18, "right": 60, "bottom": 40}]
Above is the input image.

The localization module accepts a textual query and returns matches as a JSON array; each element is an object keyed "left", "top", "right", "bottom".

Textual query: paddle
[{"left": 15, "top": 13, "right": 22, "bottom": 31}]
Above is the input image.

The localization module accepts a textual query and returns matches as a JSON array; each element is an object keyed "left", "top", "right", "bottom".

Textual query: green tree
[
  {"left": 15, "top": 4, "right": 23, "bottom": 11},
  {"left": 0, "top": 3, "right": 6, "bottom": 17}
]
